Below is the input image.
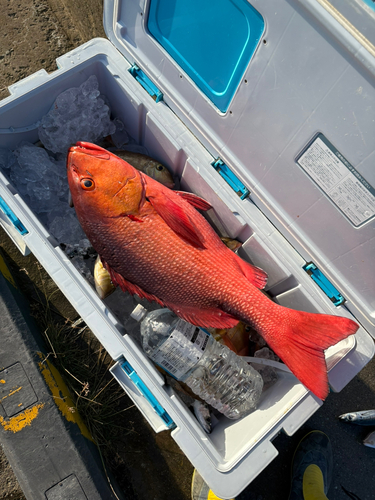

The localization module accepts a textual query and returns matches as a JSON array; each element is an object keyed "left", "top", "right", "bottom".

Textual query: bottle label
[{"left": 149, "top": 319, "right": 210, "bottom": 380}]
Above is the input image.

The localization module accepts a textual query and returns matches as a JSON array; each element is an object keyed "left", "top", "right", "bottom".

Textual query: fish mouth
[{"left": 68, "top": 142, "right": 111, "bottom": 160}]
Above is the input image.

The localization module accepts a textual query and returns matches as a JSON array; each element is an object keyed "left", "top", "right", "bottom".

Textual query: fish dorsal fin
[
  {"left": 174, "top": 191, "right": 212, "bottom": 211},
  {"left": 232, "top": 252, "right": 268, "bottom": 289},
  {"left": 143, "top": 177, "right": 206, "bottom": 249}
]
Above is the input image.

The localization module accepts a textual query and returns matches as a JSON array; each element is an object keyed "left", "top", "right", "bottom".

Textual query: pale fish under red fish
[{"left": 67, "top": 142, "right": 359, "bottom": 400}]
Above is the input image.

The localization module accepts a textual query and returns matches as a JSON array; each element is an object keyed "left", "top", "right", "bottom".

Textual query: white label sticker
[
  {"left": 150, "top": 320, "right": 210, "bottom": 380},
  {"left": 297, "top": 134, "right": 375, "bottom": 227}
]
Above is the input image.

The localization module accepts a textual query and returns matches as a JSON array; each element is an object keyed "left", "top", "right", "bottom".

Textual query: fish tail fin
[{"left": 261, "top": 307, "right": 359, "bottom": 400}]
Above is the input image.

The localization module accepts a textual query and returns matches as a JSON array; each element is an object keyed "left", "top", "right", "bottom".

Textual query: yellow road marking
[
  {"left": 37, "top": 353, "right": 93, "bottom": 442},
  {"left": 208, "top": 491, "right": 234, "bottom": 500},
  {"left": 0, "top": 254, "right": 17, "bottom": 288},
  {"left": 0, "top": 386, "right": 22, "bottom": 402},
  {"left": 0, "top": 404, "right": 44, "bottom": 433}
]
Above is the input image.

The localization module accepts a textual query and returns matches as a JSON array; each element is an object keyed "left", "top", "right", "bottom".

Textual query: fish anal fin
[
  {"left": 174, "top": 191, "right": 212, "bottom": 211},
  {"left": 165, "top": 304, "right": 239, "bottom": 330},
  {"left": 260, "top": 307, "right": 359, "bottom": 400},
  {"left": 232, "top": 252, "right": 267, "bottom": 289},
  {"left": 102, "top": 259, "right": 164, "bottom": 306}
]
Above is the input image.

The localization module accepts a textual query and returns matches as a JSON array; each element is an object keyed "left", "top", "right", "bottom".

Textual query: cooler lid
[
  {"left": 103, "top": 0, "right": 375, "bottom": 334},
  {"left": 147, "top": 0, "right": 264, "bottom": 112}
]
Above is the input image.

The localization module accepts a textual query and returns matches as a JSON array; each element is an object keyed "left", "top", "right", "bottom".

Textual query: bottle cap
[{"left": 130, "top": 304, "right": 147, "bottom": 322}]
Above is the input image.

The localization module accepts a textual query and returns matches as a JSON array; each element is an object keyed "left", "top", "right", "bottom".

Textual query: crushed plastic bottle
[{"left": 130, "top": 305, "right": 263, "bottom": 419}]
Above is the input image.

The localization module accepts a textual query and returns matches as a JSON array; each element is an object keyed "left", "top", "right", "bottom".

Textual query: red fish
[{"left": 67, "top": 142, "right": 359, "bottom": 400}]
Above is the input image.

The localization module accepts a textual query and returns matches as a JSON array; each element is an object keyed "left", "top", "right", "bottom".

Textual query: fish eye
[
  {"left": 80, "top": 178, "right": 95, "bottom": 190},
  {"left": 156, "top": 164, "right": 164, "bottom": 171}
]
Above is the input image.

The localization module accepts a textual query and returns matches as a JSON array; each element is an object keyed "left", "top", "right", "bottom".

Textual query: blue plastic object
[
  {"left": 147, "top": 0, "right": 264, "bottom": 112},
  {"left": 212, "top": 159, "right": 250, "bottom": 199},
  {"left": 0, "top": 196, "right": 28, "bottom": 235},
  {"left": 121, "top": 360, "right": 175, "bottom": 428},
  {"left": 361, "top": 0, "right": 375, "bottom": 12},
  {"left": 303, "top": 263, "right": 345, "bottom": 307},
  {"left": 128, "top": 64, "right": 163, "bottom": 102}
]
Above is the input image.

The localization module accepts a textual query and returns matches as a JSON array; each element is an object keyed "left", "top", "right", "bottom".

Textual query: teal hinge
[
  {"left": 303, "top": 262, "right": 345, "bottom": 306},
  {"left": 128, "top": 64, "right": 163, "bottom": 103},
  {"left": 0, "top": 196, "right": 28, "bottom": 235},
  {"left": 211, "top": 159, "right": 250, "bottom": 199},
  {"left": 121, "top": 360, "right": 175, "bottom": 429}
]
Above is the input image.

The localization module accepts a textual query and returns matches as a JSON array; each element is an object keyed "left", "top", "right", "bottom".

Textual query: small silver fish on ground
[
  {"left": 363, "top": 430, "right": 375, "bottom": 448},
  {"left": 157, "top": 368, "right": 211, "bottom": 433},
  {"left": 339, "top": 409, "right": 375, "bottom": 426},
  {"left": 192, "top": 400, "right": 211, "bottom": 434},
  {"left": 94, "top": 255, "right": 115, "bottom": 299}
]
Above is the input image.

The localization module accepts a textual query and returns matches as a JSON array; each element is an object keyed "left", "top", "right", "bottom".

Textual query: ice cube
[
  {"left": 48, "top": 211, "right": 86, "bottom": 245},
  {"left": 38, "top": 75, "right": 116, "bottom": 154},
  {"left": 46, "top": 200, "right": 71, "bottom": 226},
  {"left": 252, "top": 347, "right": 279, "bottom": 391},
  {"left": 9, "top": 157, "right": 25, "bottom": 188},
  {"left": 70, "top": 255, "right": 95, "bottom": 286},
  {"left": 27, "top": 182, "right": 50, "bottom": 201},
  {"left": 111, "top": 118, "right": 130, "bottom": 148},
  {"left": 80, "top": 75, "right": 100, "bottom": 97},
  {"left": 254, "top": 347, "right": 280, "bottom": 362},
  {"left": 0, "top": 148, "right": 14, "bottom": 170},
  {"left": 15, "top": 142, "right": 51, "bottom": 180}
]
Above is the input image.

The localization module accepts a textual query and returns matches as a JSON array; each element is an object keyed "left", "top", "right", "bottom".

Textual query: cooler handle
[{"left": 0, "top": 196, "right": 28, "bottom": 236}]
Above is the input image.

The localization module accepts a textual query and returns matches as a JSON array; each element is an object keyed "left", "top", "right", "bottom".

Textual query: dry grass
[{"left": 25, "top": 261, "right": 137, "bottom": 493}]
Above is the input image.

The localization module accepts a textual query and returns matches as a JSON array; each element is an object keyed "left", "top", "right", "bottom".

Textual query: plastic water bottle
[{"left": 130, "top": 305, "right": 264, "bottom": 419}]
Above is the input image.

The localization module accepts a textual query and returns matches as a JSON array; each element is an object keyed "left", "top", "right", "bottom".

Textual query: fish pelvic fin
[
  {"left": 102, "top": 259, "right": 165, "bottom": 307},
  {"left": 232, "top": 252, "right": 267, "bottom": 289},
  {"left": 260, "top": 307, "right": 359, "bottom": 400}
]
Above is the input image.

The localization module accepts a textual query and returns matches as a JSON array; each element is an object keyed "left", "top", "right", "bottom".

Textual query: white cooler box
[{"left": 0, "top": 0, "right": 374, "bottom": 498}]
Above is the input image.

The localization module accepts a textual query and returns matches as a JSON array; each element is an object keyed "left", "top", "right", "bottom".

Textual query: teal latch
[
  {"left": 211, "top": 159, "right": 250, "bottom": 199},
  {"left": 121, "top": 360, "right": 175, "bottom": 429},
  {"left": 0, "top": 196, "right": 28, "bottom": 236},
  {"left": 303, "top": 262, "right": 345, "bottom": 307},
  {"left": 128, "top": 64, "right": 163, "bottom": 103}
]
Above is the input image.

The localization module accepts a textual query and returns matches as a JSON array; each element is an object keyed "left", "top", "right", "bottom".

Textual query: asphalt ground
[{"left": 0, "top": 1, "right": 375, "bottom": 499}]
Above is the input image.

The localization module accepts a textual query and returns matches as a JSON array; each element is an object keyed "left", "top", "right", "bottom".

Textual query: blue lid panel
[{"left": 147, "top": 0, "right": 264, "bottom": 112}]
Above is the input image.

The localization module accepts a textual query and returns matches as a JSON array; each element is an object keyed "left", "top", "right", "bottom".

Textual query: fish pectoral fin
[
  {"left": 165, "top": 304, "right": 239, "bottom": 329},
  {"left": 174, "top": 191, "right": 212, "bottom": 211},
  {"left": 232, "top": 252, "right": 268, "bottom": 289},
  {"left": 146, "top": 191, "right": 206, "bottom": 249},
  {"left": 101, "top": 259, "right": 165, "bottom": 306},
  {"left": 127, "top": 214, "right": 144, "bottom": 222}
]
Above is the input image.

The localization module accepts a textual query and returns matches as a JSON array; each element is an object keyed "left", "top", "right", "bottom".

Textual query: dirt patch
[
  {"left": 0, "top": 0, "right": 105, "bottom": 101},
  {"left": 0, "top": 447, "right": 24, "bottom": 500}
]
